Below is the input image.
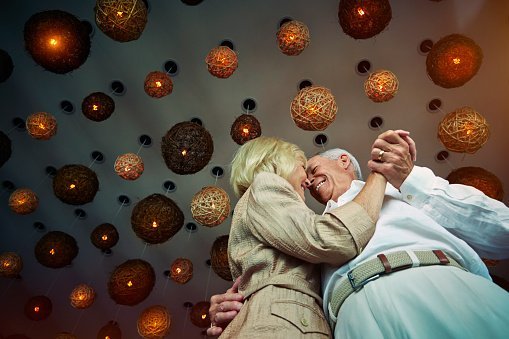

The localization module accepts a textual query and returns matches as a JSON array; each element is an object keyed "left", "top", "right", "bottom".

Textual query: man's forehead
[{"left": 306, "top": 155, "right": 321, "bottom": 169}]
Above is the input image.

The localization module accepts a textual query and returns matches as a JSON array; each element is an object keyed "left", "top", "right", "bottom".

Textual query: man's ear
[{"left": 338, "top": 154, "right": 351, "bottom": 169}]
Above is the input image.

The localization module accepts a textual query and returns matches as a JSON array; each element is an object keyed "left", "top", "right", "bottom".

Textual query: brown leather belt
[{"left": 327, "top": 250, "right": 464, "bottom": 329}]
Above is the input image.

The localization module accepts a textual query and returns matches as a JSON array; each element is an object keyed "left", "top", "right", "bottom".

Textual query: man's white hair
[{"left": 318, "top": 148, "right": 363, "bottom": 180}]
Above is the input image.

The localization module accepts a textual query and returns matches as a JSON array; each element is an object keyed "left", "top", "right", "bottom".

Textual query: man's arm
[{"left": 207, "top": 276, "right": 244, "bottom": 337}]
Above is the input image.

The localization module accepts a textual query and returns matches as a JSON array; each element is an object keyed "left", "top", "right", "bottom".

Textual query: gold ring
[{"left": 378, "top": 150, "right": 385, "bottom": 161}]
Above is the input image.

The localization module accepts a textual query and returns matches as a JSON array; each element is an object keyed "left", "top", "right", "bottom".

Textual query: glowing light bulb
[
  {"left": 452, "top": 57, "right": 461, "bottom": 65},
  {"left": 105, "top": 336, "right": 111, "bottom": 339},
  {"left": 78, "top": 294, "right": 84, "bottom": 300},
  {"left": 69, "top": 184, "right": 76, "bottom": 189},
  {"left": 124, "top": 166, "right": 130, "bottom": 172},
  {"left": 201, "top": 314, "right": 207, "bottom": 319},
  {"left": 176, "top": 267, "right": 182, "bottom": 274},
  {"left": 242, "top": 127, "right": 249, "bottom": 135},
  {"left": 3, "top": 261, "right": 10, "bottom": 268},
  {"left": 49, "top": 38, "right": 58, "bottom": 46},
  {"left": 181, "top": 149, "right": 187, "bottom": 156},
  {"left": 127, "top": 280, "right": 133, "bottom": 287},
  {"left": 357, "top": 7, "right": 365, "bottom": 16},
  {"left": 152, "top": 221, "right": 158, "bottom": 228},
  {"left": 92, "top": 104, "right": 99, "bottom": 111},
  {"left": 155, "top": 81, "right": 162, "bottom": 87},
  {"left": 34, "top": 306, "right": 40, "bottom": 312},
  {"left": 38, "top": 123, "right": 46, "bottom": 129},
  {"left": 211, "top": 203, "right": 216, "bottom": 209},
  {"left": 102, "top": 235, "right": 108, "bottom": 241},
  {"left": 17, "top": 199, "right": 26, "bottom": 205},
  {"left": 49, "top": 248, "right": 55, "bottom": 255},
  {"left": 117, "top": 11, "right": 123, "bottom": 17},
  {"left": 288, "top": 34, "right": 295, "bottom": 41}
]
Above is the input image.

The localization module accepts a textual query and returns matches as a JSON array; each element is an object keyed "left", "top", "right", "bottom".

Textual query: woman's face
[{"left": 287, "top": 161, "right": 308, "bottom": 201}]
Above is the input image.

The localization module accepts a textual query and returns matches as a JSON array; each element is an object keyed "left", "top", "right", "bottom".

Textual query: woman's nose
[{"left": 305, "top": 178, "right": 312, "bottom": 188}]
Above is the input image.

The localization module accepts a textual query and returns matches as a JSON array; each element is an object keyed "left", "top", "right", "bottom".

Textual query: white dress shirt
[{"left": 322, "top": 165, "right": 509, "bottom": 321}]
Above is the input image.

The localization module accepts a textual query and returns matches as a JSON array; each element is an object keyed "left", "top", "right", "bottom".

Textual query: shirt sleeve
[
  {"left": 245, "top": 172, "right": 375, "bottom": 266},
  {"left": 400, "top": 166, "right": 509, "bottom": 259}
]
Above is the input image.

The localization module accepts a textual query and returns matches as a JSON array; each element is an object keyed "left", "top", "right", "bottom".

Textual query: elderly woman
[{"left": 219, "top": 136, "right": 386, "bottom": 338}]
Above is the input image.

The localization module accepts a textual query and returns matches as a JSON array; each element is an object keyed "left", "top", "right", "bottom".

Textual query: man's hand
[
  {"left": 207, "top": 276, "right": 244, "bottom": 337},
  {"left": 368, "top": 129, "right": 416, "bottom": 189}
]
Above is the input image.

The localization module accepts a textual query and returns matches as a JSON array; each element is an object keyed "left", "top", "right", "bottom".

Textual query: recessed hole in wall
[
  {"left": 436, "top": 150, "right": 449, "bottom": 161},
  {"left": 118, "top": 195, "right": 131, "bottom": 206},
  {"left": 138, "top": 134, "right": 152, "bottom": 147},
  {"left": 74, "top": 208, "right": 87, "bottom": 219},
  {"left": 60, "top": 100, "right": 75, "bottom": 114},
  {"left": 91, "top": 151, "right": 105, "bottom": 164},
  {"left": 2, "top": 180, "right": 15, "bottom": 191},
  {"left": 427, "top": 98, "right": 442, "bottom": 112},
  {"left": 163, "top": 180, "right": 176, "bottom": 193},
  {"left": 298, "top": 79, "right": 313, "bottom": 91},
  {"left": 419, "top": 39, "right": 434, "bottom": 55},
  {"left": 163, "top": 60, "right": 179, "bottom": 76},
  {"left": 220, "top": 40, "right": 235, "bottom": 50},
  {"left": 211, "top": 166, "right": 224, "bottom": 178},
  {"left": 81, "top": 20, "right": 94, "bottom": 37},
  {"left": 356, "top": 59, "right": 371, "bottom": 75},
  {"left": 163, "top": 270, "right": 171, "bottom": 277},
  {"left": 183, "top": 301, "right": 194, "bottom": 308},
  {"left": 110, "top": 80, "right": 126, "bottom": 96},
  {"left": 279, "top": 17, "right": 293, "bottom": 27},
  {"left": 313, "top": 134, "right": 328, "bottom": 147},
  {"left": 206, "top": 259, "right": 211, "bottom": 267},
  {"left": 242, "top": 98, "right": 257, "bottom": 113},
  {"left": 45, "top": 166, "right": 57, "bottom": 178},
  {"left": 181, "top": 0, "right": 203, "bottom": 5},
  {"left": 102, "top": 248, "right": 113, "bottom": 256},
  {"left": 142, "top": 0, "right": 151, "bottom": 12},
  {"left": 185, "top": 222, "right": 198, "bottom": 233},
  {"left": 369, "top": 116, "right": 384, "bottom": 130},
  {"left": 190, "top": 117, "right": 203, "bottom": 126},
  {"left": 12, "top": 117, "right": 25, "bottom": 131},
  {"left": 33, "top": 221, "right": 46, "bottom": 232}
]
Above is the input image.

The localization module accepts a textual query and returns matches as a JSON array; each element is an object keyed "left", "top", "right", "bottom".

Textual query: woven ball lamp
[
  {"left": 95, "top": 0, "right": 148, "bottom": 42},
  {"left": 114, "top": 153, "right": 144, "bottom": 180},
  {"left": 108, "top": 259, "right": 155, "bottom": 306},
  {"left": 35, "top": 231, "right": 79, "bottom": 269},
  {"left": 338, "top": 0, "right": 392, "bottom": 39},
  {"left": 26, "top": 112, "right": 57, "bottom": 140},
  {"left": 210, "top": 235, "right": 232, "bottom": 281},
  {"left": 230, "top": 114, "right": 262, "bottom": 145},
  {"left": 0, "top": 49, "right": 14, "bottom": 83},
  {"left": 290, "top": 86, "right": 337, "bottom": 131},
  {"left": 364, "top": 69, "right": 399, "bottom": 103},
  {"left": 24, "top": 295, "right": 52, "bottom": 321},
  {"left": 8, "top": 188, "right": 39, "bottom": 215},
  {"left": 170, "top": 257, "right": 193, "bottom": 284},
  {"left": 82, "top": 92, "right": 115, "bottom": 122},
  {"left": 144, "top": 71, "right": 173, "bottom": 98},
  {"left": 97, "top": 321, "right": 122, "bottom": 339},
  {"left": 24, "top": 10, "right": 90, "bottom": 74},
  {"left": 137, "top": 305, "right": 171, "bottom": 338},
  {"left": 205, "top": 46, "right": 238, "bottom": 79},
  {"left": 276, "top": 20, "right": 310, "bottom": 56},
  {"left": 438, "top": 106, "right": 489, "bottom": 154},
  {"left": 131, "top": 194, "right": 184, "bottom": 244},
  {"left": 0, "top": 130, "right": 12, "bottom": 168},
  {"left": 91, "top": 223, "right": 119, "bottom": 250},
  {"left": 161, "top": 121, "right": 214, "bottom": 175},
  {"left": 69, "top": 283, "right": 96, "bottom": 309},
  {"left": 191, "top": 186, "right": 231, "bottom": 227},
  {"left": 53, "top": 164, "right": 99, "bottom": 205},
  {"left": 190, "top": 301, "right": 211, "bottom": 328},
  {"left": 0, "top": 252, "right": 23, "bottom": 278},
  {"left": 446, "top": 166, "right": 504, "bottom": 201},
  {"left": 426, "top": 34, "right": 483, "bottom": 88},
  {"left": 55, "top": 333, "right": 77, "bottom": 339}
]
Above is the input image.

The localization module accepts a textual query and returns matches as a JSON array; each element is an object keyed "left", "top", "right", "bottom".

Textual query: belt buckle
[{"left": 348, "top": 271, "right": 380, "bottom": 291}]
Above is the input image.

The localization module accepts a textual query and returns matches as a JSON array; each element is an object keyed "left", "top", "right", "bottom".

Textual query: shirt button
[
  {"left": 406, "top": 194, "right": 413, "bottom": 200},
  {"left": 301, "top": 317, "right": 309, "bottom": 327}
]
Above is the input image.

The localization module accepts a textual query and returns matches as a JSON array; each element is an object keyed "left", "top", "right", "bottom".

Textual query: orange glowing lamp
[
  {"left": 49, "top": 248, "right": 56, "bottom": 255},
  {"left": 152, "top": 221, "right": 158, "bottom": 228},
  {"left": 69, "top": 184, "right": 76, "bottom": 189},
  {"left": 127, "top": 280, "right": 133, "bottom": 287},
  {"left": 453, "top": 57, "right": 461, "bottom": 65},
  {"left": 92, "top": 104, "right": 99, "bottom": 111},
  {"left": 357, "top": 7, "right": 366, "bottom": 16},
  {"left": 181, "top": 149, "right": 187, "bottom": 156},
  {"left": 34, "top": 306, "right": 40, "bottom": 312}
]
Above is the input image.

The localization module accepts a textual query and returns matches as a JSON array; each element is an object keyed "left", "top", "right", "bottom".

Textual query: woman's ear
[{"left": 338, "top": 154, "right": 351, "bottom": 169}]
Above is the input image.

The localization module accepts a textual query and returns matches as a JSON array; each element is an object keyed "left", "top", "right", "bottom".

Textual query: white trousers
[{"left": 334, "top": 265, "right": 509, "bottom": 339}]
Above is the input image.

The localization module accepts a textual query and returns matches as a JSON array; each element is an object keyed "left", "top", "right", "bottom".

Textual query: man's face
[{"left": 306, "top": 154, "right": 355, "bottom": 205}]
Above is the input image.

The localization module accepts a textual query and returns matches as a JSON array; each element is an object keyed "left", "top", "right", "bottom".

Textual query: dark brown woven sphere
[
  {"left": 338, "top": 0, "right": 392, "bottom": 39},
  {"left": 170, "top": 258, "right": 193, "bottom": 284},
  {"left": 34, "top": 231, "right": 79, "bottom": 268},
  {"left": 95, "top": 0, "right": 148, "bottom": 42},
  {"left": 0, "top": 49, "right": 14, "bottom": 83},
  {"left": 144, "top": 71, "right": 173, "bottom": 98},
  {"left": 447, "top": 167, "right": 504, "bottom": 201},
  {"left": 53, "top": 164, "right": 99, "bottom": 205},
  {"left": 97, "top": 320, "right": 122, "bottom": 339},
  {"left": 426, "top": 34, "right": 483, "bottom": 88},
  {"left": 161, "top": 121, "right": 214, "bottom": 175},
  {"left": 108, "top": 259, "right": 156, "bottom": 306},
  {"left": 131, "top": 194, "right": 184, "bottom": 244},
  {"left": 24, "top": 10, "right": 90, "bottom": 74},
  {"left": 190, "top": 301, "right": 211, "bottom": 328},
  {"left": 91, "top": 223, "right": 119, "bottom": 250},
  {"left": 0, "top": 252, "right": 23, "bottom": 278},
  {"left": 24, "top": 295, "right": 52, "bottom": 321},
  {"left": 0, "top": 130, "right": 12, "bottom": 168},
  {"left": 210, "top": 235, "right": 232, "bottom": 281},
  {"left": 81, "top": 92, "right": 115, "bottom": 122},
  {"left": 230, "top": 114, "right": 262, "bottom": 145}
]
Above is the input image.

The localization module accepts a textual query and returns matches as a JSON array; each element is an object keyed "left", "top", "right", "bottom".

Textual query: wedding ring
[{"left": 378, "top": 150, "right": 385, "bottom": 161}]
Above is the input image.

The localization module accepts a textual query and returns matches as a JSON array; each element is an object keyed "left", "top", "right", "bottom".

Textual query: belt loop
[
  {"left": 432, "top": 250, "right": 450, "bottom": 265},
  {"left": 377, "top": 253, "right": 392, "bottom": 273},
  {"left": 406, "top": 250, "right": 420, "bottom": 268}
]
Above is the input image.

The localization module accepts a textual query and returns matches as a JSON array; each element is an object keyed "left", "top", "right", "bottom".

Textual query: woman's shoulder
[{"left": 252, "top": 171, "right": 289, "bottom": 189}]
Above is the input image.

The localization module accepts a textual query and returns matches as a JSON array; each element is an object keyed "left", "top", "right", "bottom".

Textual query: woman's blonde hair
[{"left": 230, "top": 136, "right": 307, "bottom": 197}]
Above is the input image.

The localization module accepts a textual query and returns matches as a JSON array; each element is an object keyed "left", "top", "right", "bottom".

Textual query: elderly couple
[{"left": 207, "top": 130, "right": 509, "bottom": 339}]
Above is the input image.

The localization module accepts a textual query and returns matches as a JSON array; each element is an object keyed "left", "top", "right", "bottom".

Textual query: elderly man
[{"left": 209, "top": 130, "right": 509, "bottom": 338}]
